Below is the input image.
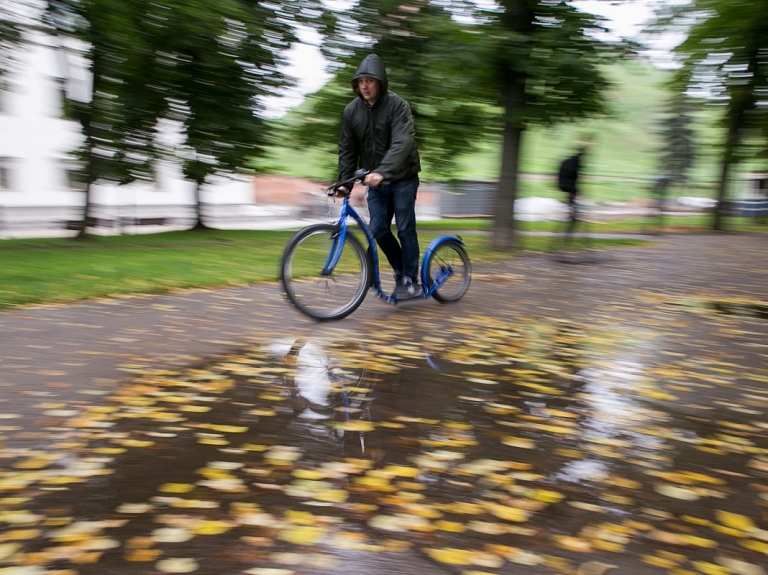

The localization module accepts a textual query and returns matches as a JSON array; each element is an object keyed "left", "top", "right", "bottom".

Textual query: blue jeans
[{"left": 366, "top": 177, "right": 419, "bottom": 281}]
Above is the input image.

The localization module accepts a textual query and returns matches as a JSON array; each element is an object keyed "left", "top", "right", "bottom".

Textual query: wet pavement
[{"left": 1, "top": 233, "right": 768, "bottom": 575}]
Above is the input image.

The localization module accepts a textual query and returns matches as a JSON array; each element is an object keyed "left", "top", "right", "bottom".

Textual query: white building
[{"left": 0, "top": 31, "right": 257, "bottom": 235}]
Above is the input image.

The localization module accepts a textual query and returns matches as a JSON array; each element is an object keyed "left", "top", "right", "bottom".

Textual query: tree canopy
[
  {"left": 652, "top": 0, "right": 768, "bottom": 229},
  {"left": 293, "top": 0, "right": 624, "bottom": 248},
  {"left": 658, "top": 94, "right": 697, "bottom": 184},
  {"left": 43, "top": 0, "right": 331, "bottom": 233},
  {"left": 0, "top": 0, "right": 23, "bottom": 85}
]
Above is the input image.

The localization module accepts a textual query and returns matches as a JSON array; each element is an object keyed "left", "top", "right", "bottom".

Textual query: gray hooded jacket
[{"left": 338, "top": 54, "right": 421, "bottom": 183}]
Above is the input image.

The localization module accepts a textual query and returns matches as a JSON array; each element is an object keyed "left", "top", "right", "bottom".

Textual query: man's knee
[
  {"left": 371, "top": 224, "right": 394, "bottom": 243},
  {"left": 397, "top": 228, "right": 417, "bottom": 243}
]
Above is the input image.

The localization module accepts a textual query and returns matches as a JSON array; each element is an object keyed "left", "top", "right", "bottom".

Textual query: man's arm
[
  {"left": 338, "top": 109, "right": 359, "bottom": 183},
  {"left": 375, "top": 97, "right": 416, "bottom": 180}
]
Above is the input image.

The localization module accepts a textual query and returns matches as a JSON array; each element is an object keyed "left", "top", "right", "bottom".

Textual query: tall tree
[
  {"left": 145, "top": 0, "right": 309, "bottom": 230},
  {"left": 299, "top": 0, "right": 621, "bottom": 249},
  {"left": 45, "top": 0, "right": 160, "bottom": 238},
  {"left": 474, "top": 0, "right": 615, "bottom": 249},
  {"left": 658, "top": 93, "right": 697, "bottom": 184},
  {"left": 292, "top": 1, "right": 493, "bottom": 180},
  {"left": 653, "top": 0, "right": 768, "bottom": 229},
  {"left": 45, "top": 0, "right": 332, "bottom": 235}
]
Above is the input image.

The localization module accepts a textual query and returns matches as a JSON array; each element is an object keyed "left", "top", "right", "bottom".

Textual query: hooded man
[{"left": 338, "top": 54, "right": 422, "bottom": 299}]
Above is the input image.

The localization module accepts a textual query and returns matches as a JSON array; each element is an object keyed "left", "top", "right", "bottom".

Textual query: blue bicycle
[{"left": 279, "top": 169, "right": 471, "bottom": 321}]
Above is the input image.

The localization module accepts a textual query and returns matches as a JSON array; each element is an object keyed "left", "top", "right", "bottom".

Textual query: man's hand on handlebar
[
  {"left": 329, "top": 169, "right": 373, "bottom": 197},
  {"left": 363, "top": 172, "right": 383, "bottom": 187}
]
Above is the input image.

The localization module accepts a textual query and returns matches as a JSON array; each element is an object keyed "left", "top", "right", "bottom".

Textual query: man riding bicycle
[{"left": 337, "top": 54, "right": 422, "bottom": 299}]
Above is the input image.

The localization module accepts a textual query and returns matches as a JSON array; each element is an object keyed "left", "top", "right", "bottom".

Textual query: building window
[
  {"left": 63, "top": 161, "right": 87, "bottom": 191},
  {"left": 0, "top": 158, "right": 14, "bottom": 191},
  {"left": 59, "top": 159, "right": 85, "bottom": 192}
]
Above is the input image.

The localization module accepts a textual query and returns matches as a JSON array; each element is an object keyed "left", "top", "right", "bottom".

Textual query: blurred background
[{"left": 0, "top": 0, "right": 766, "bottom": 240}]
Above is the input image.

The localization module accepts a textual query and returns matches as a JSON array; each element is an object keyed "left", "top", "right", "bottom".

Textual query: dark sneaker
[{"left": 393, "top": 276, "right": 419, "bottom": 299}]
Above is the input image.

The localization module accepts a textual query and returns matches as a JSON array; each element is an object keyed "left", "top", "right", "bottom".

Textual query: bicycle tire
[
  {"left": 425, "top": 240, "right": 471, "bottom": 303},
  {"left": 280, "top": 224, "right": 371, "bottom": 321}
]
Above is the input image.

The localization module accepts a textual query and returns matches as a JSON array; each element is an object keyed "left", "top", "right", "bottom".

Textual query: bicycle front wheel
[
  {"left": 280, "top": 224, "right": 370, "bottom": 321},
  {"left": 425, "top": 240, "right": 471, "bottom": 303}
]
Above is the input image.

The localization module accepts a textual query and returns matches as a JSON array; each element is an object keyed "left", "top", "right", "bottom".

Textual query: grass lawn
[{"left": 0, "top": 225, "right": 649, "bottom": 309}]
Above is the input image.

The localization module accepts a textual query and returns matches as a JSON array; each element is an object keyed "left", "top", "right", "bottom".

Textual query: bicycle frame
[{"left": 323, "top": 191, "right": 460, "bottom": 303}]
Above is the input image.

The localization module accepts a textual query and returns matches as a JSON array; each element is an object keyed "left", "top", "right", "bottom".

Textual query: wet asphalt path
[
  {"left": 1, "top": 232, "right": 768, "bottom": 575},
  {"left": 3, "top": 233, "right": 766, "bottom": 435}
]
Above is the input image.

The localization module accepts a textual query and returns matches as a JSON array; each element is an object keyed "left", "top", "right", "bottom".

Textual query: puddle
[{"left": 2, "top": 319, "right": 768, "bottom": 574}]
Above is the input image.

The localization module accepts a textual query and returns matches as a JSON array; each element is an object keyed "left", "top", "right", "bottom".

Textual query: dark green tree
[
  {"left": 467, "top": 0, "right": 617, "bottom": 249},
  {"left": 0, "top": 1, "right": 23, "bottom": 84},
  {"left": 144, "top": 0, "right": 311, "bottom": 230},
  {"left": 45, "top": 0, "right": 160, "bottom": 238},
  {"left": 45, "top": 0, "right": 332, "bottom": 235},
  {"left": 653, "top": 0, "right": 768, "bottom": 229},
  {"left": 297, "top": 0, "right": 622, "bottom": 249},
  {"left": 658, "top": 94, "right": 697, "bottom": 184},
  {"left": 291, "top": 1, "right": 493, "bottom": 181}
]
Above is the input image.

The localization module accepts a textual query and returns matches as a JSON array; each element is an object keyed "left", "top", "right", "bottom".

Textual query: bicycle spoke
[
  {"left": 280, "top": 224, "right": 370, "bottom": 320},
  {"left": 427, "top": 240, "right": 471, "bottom": 303}
]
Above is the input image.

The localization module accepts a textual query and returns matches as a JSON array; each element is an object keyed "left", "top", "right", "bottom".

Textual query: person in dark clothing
[
  {"left": 337, "top": 54, "right": 422, "bottom": 299},
  {"left": 557, "top": 148, "right": 585, "bottom": 207},
  {"left": 557, "top": 144, "right": 590, "bottom": 235},
  {"left": 552, "top": 142, "right": 592, "bottom": 257}
]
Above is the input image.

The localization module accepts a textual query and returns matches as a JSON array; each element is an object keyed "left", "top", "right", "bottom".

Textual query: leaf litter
[{"left": 1, "top": 296, "right": 767, "bottom": 575}]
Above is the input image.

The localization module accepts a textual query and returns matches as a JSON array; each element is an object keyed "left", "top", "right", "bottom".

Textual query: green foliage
[
  {"left": 41, "top": 0, "right": 333, "bottom": 232},
  {"left": 651, "top": 0, "right": 768, "bottom": 227},
  {"left": 46, "top": 0, "right": 161, "bottom": 186},
  {"left": 657, "top": 94, "right": 697, "bottom": 183},
  {"left": 264, "top": 59, "right": 729, "bottom": 193},
  {"left": 148, "top": 0, "right": 297, "bottom": 186},
  {"left": 0, "top": 1, "right": 22, "bottom": 85},
  {"left": 669, "top": 0, "right": 768, "bottom": 160}
]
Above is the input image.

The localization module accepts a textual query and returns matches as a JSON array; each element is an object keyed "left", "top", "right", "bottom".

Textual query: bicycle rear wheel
[
  {"left": 425, "top": 240, "right": 471, "bottom": 303},
  {"left": 280, "top": 224, "right": 370, "bottom": 321}
]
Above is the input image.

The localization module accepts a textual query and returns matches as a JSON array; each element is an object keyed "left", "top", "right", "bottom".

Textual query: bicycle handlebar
[{"left": 327, "top": 169, "right": 369, "bottom": 197}]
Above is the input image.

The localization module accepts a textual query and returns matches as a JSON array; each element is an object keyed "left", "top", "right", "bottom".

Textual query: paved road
[
  {"left": 1, "top": 232, "right": 768, "bottom": 575},
  {"left": 3, "top": 233, "right": 765, "bottom": 408}
]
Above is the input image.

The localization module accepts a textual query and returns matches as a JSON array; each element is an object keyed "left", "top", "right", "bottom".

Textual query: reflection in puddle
[
  {"left": 554, "top": 360, "right": 662, "bottom": 484},
  {"left": 2, "top": 318, "right": 767, "bottom": 575},
  {"left": 265, "top": 338, "right": 373, "bottom": 423}
]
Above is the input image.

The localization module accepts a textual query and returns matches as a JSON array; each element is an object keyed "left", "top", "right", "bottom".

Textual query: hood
[{"left": 351, "top": 54, "right": 389, "bottom": 97}]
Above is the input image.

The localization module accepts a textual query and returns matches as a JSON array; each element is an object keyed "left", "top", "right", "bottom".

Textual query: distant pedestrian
[
  {"left": 557, "top": 150, "right": 584, "bottom": 208},
  {"left": 557, "top": 141, "right": 592, "bottom": 214},
  {"left": 554, "top": 140, "right": 592, "bottom": 253}
]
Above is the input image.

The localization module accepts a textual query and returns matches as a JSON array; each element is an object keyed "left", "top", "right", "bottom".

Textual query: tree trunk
[
  {"left": 713, "top": 114, "right": 742, "bottom": 231},
  {"left": 190, "top": 179, "right": 209, "bottom": 231},
  {"left": 713, "top": 157, "right": 730, "bottom": 231},
  {"left": 491, "top": 79, "right": 525, "bottom": 250},
  {"left": 713, "top": 81, "right": 754, "bottom": 231},
  {"left": 75, "top": 180, "right": 94, "bottom": 240},
  {"left": 74, "top": 49, "right": 104, "bottom": 241},
  {"left": 75, "top": 117, "right": 96, "bottom": 240}
]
